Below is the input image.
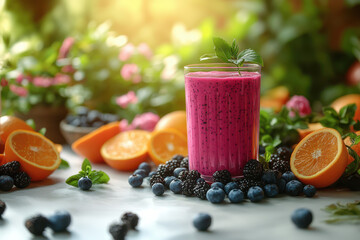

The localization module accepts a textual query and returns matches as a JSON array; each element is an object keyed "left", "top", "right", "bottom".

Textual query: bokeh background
[{"left": 1, "top": 0, "right": 360, "bottom": 121}]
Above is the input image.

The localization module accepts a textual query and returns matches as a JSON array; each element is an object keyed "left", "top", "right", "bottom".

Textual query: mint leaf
[
  {"left": 324, "top": 201, "right": 360, "bottom": 224},
  {"left": 89, "top": 170, "right": 110, "bottom": 184},
  {"left": 199, "top": 53, "right": 218, "bottom": 61},
  {"left": 237, "top": 49, "right": 264, "bottom": 67},
  {"left": 58, "top": 159, "right": 70, "bottom": 169},
  {"left": 81, "top": 159, "right": 92, "bottom": 174},
  {"left": 26, "top": 119, "right": 36, "bottom": 130},
  {"left": 231, "top": 39, "right": 239, "bottom": 57},
  {"left": 66, "top": 174, "right": 82, "bottom": 187},
  {"left": 213, "top": 37, "right": 234, "bottom": 63},
  {"left": 39, "top": 128, "right": 47, "bottom": 136}
]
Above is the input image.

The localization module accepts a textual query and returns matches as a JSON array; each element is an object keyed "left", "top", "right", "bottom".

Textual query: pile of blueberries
[
  {"left": 65, "top": 106, "right": 118, "bottom": 128},
  {"left": 128, "top": 155, "right": 317, "bottom": 204}
]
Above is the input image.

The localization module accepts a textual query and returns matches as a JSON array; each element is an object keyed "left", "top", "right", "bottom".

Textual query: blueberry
[
  {"left": 128, "top": 174, "right": 143, "bottom": 188},
  {"left": 286, "top": 180, "right": 303, "bottom": 196},
  {"left": 262, "top": 170, "right": 277, "bottom": 184},
  {"left": 0, "top": 175, "right": 14, "bottom": 191},
  {"left": 148, "top": 171, "right": 157, "bottom": 178},
  {"left": 291, "top": 208, "right": 313, "bottom": 229},
  {"left": 247, "top": 186, "right": 264, "bottom": 202},
  {"left": 206, "top": 187, "right": 225, "bottom": 203},
  {"left": 87, "top": 110, "right": 101, "bottom": 123},
  {"left": 134, "top": 169, "right": 147, "bottom": 178},
  {"left": 224, "top": 182, "right": 239, "bottom": 195},
  {"left": 138, "top": 162, "right": 151, "bottom": 174},
  {"left": 303, "top": 185, "right": 317, "bottom": 198},
  {"left": 277, "top": 178, "right": 286, "bottom": 194},
  {"left": 173, "top": 168, "right": 187, "bottom": 178},
  {"left": 78, "top": 177, "right": 92, "bottom": 190},
  {"left": 75, "top": 106, "right": 89, "bottom": 116},
  {"left": 282, "top": 171, "right": 296, "bottom": 183},
  {"left": 48, "top": 210, "right": 71, "bottom": 232},
  {"left": 228, "top": 189, "right": 244, "bottom": 203},
  {"left": 169, "top": 179, "right": 182, "bottom": 194},
  {"left": 211, "top": 182, "right": 224, "bottom": 190},
  {"left": 193, "top": 213, "right": 212, "bottom": 231},
  {"left": 264, "top": 184, "right": 279, "bottom": 197},
  {"left": 164, "top": 176, "right": 177, "bottom": 188},
  {"left": 152, "top": 183, "right": 165, "bottom": 196}
]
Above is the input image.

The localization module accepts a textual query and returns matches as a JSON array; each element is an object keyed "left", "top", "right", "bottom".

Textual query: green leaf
[
  {"left": 324, "top": 201, "right": 360, "bottom": 224},
  {"left": 237, "top": 49, "right": 264, "bottom": 67},
  {"left": 38, "top": 128, "right": 47, "bottom": 135},
  {"left": 88, "top": 170, "right": 110, "bottom": 184},
  {"left": 212, "top": 37, "right": 234, "bottom": 63},
  {"left": 26, "top": 119, "right": 36, "bottom": 130},
  {"left": 58, "top": 159, "right": 70, "bottom": 169},
  {"left": 345, "top": 146, "right": 360, "bottom": 175},
  {"left": 81, "top": 159, "right": 92, "bottom": 174},
  {"left": 200, "top": 53, "right": 218, "bottom": 61},
  {"left": 231, "top": 39, "right": 239, "bottom": 57},
  {"left": 65, "top": 174, "right": 82, "bottom": 187}
]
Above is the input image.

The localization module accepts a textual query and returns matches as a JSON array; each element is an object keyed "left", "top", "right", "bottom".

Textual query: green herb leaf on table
[
  {"left": 38, "top": 128, "right": 47, "bottom": 136},
  {"left": 58, "top": 159, "right": 70, "bottom": 169},
  {"left": 66, "top": 159, "right": 110, "bottom": 188},
  {"left": 323, "top": 201, "right": 360, "bottom": 224}
]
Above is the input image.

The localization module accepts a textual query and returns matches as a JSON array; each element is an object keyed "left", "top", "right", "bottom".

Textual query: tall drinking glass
[{"left": 184, "top": 63, "right": 261, "bottom": 180}]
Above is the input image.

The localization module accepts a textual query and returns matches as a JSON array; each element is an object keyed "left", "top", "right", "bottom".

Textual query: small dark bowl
[{"left": 60, "top": 120, "right": 97, "bottom": 145}]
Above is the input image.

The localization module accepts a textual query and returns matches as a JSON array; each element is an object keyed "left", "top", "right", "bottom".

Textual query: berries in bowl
[{"left": 60, "top": 107, "right": 118, "bottom": 145}]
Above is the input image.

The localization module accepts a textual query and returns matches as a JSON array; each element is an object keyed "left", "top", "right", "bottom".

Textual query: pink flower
[
  {"left": 120, "top": 64, "right": 142, "bottom": 83},
  {"left": 1, "top": 78, "right": 8, "bottom": 87},
  {"left": 132, "top": 112, "right": 160, "bottom": 131},
  {"left": 286, "top": 95, "right": 312, "bottom": 117},
  {"left": 58, "top": 37, "right": 75, "bottom": 59},
  {"left": 16, "top": 74, "right": 31, "bottom": 84},
  {"left": 119, "top": 112, "right": 160, "bottom": 132},
  {"left": 61, "top": 65, "right": 75, "bottom": 73},
  {"left": 118, "top": 43, "right": 135, "bottom": 61},
  {"left": 137, "top": 43, "right": 153, "bottom": 59},
  {"left": 116, "top": 91, "right": 138, "bottom": 108},
  {"left": 54, "top": 73, "right": 71, "bottom": 85},
  {"left": 32, "top": 76, "right": 53, "bottom": 88},
  {"left": 9, "top": 84, "right": 28, "bottom": 97}
]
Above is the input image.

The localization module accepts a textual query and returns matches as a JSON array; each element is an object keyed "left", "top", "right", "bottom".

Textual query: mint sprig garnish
[
  {"left": 58, "top": 159, "right": 70, "bottom": 169},
  {"left": 66, "top": 159, "right": 110, "bottom": 187},
  {"left": 201, "top": 37, "right": 264, "bottom": 72},
  {"left": 323, "top": 201, "right": 360, "bottom": 224}
]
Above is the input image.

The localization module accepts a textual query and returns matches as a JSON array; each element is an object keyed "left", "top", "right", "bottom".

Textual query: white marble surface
[{"left": 1, "top": 146, "right": 359, "bottom": 240}]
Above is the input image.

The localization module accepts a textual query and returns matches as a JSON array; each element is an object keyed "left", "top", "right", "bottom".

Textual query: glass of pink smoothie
[{"left": 184, "top": 63, "right": 261, "bottom": 181}]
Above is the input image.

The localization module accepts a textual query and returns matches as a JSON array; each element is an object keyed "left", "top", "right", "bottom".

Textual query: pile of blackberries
[{"left": 0, "top": 161, "right": 31, "bottom": 191}]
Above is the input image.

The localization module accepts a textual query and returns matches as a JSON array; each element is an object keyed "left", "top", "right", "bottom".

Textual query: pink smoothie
[{"left": 185, "top": 71, "right": 261, "bottom": 179}]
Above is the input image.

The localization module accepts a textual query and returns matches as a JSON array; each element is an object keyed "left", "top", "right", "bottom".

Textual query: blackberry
[
  {"left": 182, "top": 179, "right": 196, "bottom": 196},
  {"left": 13, "top": 172, "right": 31, "bottom": 188},
  {"left": 157, "top": 164, "right": 172, "bottom": 178},
  {"left": 25, "top": 214, "right": 49, "bottom": 236},
  {"left": 193, "top": 181, "right": 211, "bottom": 200},
  {"left": 0, "top": 161, "right": 20, "bottom": 177},
  {"left": 276, "top": 147, "right": 291, "bottom": 161},
  {"left": 172, "top": 154, "right": 184, "bottom": 161},
  {"left": 212, "top": 170, "right": 232, "bottom": 184},
  {"left": 271, "top": 160, "right": 290, "bottom": 174},
  {"left": 109, "top": 223, "right": 127, "bottom": 240},
  {"left": 180, "top": 157, "right": 189, "bottom": 169},
  {"left": 243, "top": 160, "right": 263, "bottom": 180},
  {"left": 0, "top": 200, "right": 6, "bottom": 217},
  {"left": 178, "top": 170, "right": 189, "bottom": 181},
  {"left": 149, "top": 174, "right": 165, "bottom": 187},
  {"left": 235, "top": 178, "right": 264, "bottom": 195},
  {"left": 121, "top": 212, "right": 139, "bottom": 230},
  {"left": 187, "top": 170, "right": 201, "bottom": 181},
  {"left": 165, "top": 159, "right": 181, "bottom": 173}
]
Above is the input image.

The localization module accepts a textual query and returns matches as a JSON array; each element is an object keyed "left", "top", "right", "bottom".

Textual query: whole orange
[
  {"left": 0, "top": 116, "right": 34, "bottom": 153},
  {"left": 154, "top": 111, "right": 187, "bottom": 138},
  {"left": 331, "top": 94, "right": 360, "bottom": 121}
]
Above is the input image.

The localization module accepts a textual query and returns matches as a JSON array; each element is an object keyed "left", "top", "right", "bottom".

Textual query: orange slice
[
  {"left": 101, "top": 130, "right": 151, "bottom": 171},
  {"left": 290, "top": 128, "right": 348, "bottom": 188},
  {"left": 4, "top": 130, "right": 61, "bottom": 181},
  {"left": 72, "top": 121, "right": 121, "bottom": 163},
  {"left": 148, "top": 128, "right": 188, "bottom": 165},
  {"left": 155, "top": 111, "right": 187, "bottom": 138}
]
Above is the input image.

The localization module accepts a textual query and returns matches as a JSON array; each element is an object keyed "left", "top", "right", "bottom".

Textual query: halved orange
[
  {"left": 72, "top": 121, "right": 121, "bottom": 163},
  {"left": 148, "top": 128, "right": 188, "bottom": 165},
  {"left": 101, "top": 130, "right": 151, "bottom": 171},
  {"left": 4, "top": 130, "right": 61, "bottom": 181},
  {"left": 290, "top": 128, "right": 349, "bottom": 188}
]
